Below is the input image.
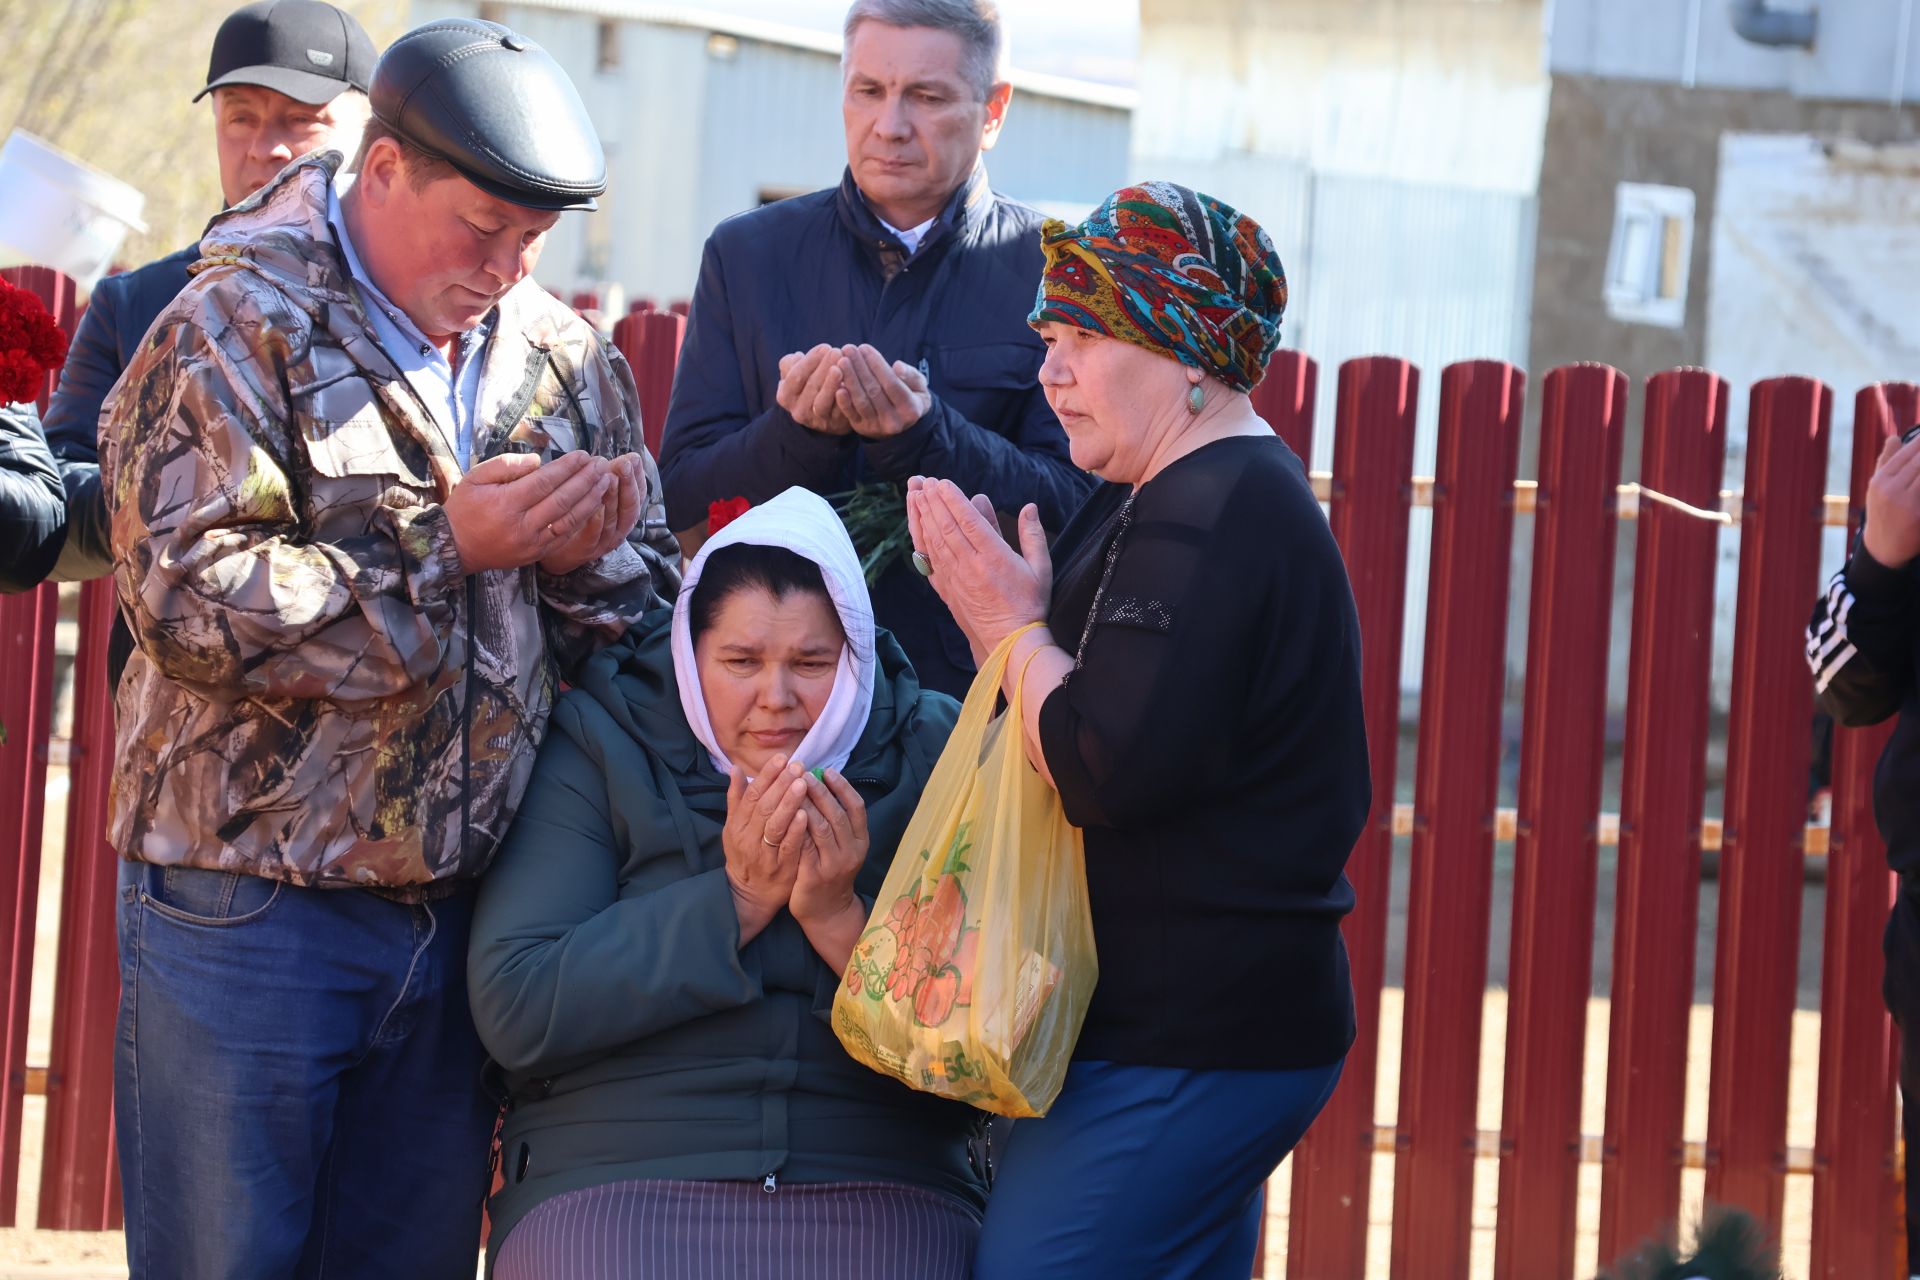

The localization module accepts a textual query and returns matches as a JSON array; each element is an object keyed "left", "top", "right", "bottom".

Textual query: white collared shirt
[
  {"left": 327, "top": 177, "right": 492, "bottom": 470},
  {"left": 880, "top": 214, "right": 936, "bottom": 256}
]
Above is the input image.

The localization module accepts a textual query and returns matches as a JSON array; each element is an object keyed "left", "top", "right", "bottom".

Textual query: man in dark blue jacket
[
  {"left": 41, "top": 0, "right": 373, "bottom": 682},
  {"left": 1805, "top": 422, "right": 1920, "bottom": 1266},
  {"left": 660, "top": 0, "right": 1092, "bottom": 696}
]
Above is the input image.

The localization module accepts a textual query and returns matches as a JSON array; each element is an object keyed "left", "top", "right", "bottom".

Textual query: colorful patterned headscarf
[{"left": 1028, "top": 181, "right": 1287, "bottom": 393}]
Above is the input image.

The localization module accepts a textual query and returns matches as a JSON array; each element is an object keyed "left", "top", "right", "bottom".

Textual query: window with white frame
[{"left": 1603, "top": 183, "right": 1695, "bottom": 328}]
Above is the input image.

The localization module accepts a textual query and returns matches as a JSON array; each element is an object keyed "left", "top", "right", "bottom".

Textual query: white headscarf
[{"left": 670, "top": 487, "right": 877, "bottom": 779}]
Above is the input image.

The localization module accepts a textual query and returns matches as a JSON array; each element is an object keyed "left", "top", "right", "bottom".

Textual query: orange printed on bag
[{"left": 832, "top": 628, "right": 1096, "bottom": 1117}]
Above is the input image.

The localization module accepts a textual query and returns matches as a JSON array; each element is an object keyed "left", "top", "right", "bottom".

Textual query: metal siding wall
[
  {"left": 1704, "top": 133, "right": 1920, "bottom": 708},
  {"left": 1298, "top": 174, "right": 1538, "bottom": 691},
  {"left": 601, "top": 28, "right": 712, "bottom": 305},
  {"left": 1136, "top": 6, "right": 1549, "bottom": 199},
  {"left": 1550, "top": 0, "right": 1920, "bottom": 102},
  {"left": 987, "top": 95, "right": 1133, "bottom": 216},
  {"left": 695, "top": 38, "right": 847, "bottom": 236}
]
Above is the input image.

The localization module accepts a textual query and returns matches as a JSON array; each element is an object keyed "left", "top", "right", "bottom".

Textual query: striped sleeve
[
  {"left": 1806, "top": 569, "right": 1858, "bottom": 695},
  {"left": 1806, "top": 525, "right": 1916, "bottom": 726}
]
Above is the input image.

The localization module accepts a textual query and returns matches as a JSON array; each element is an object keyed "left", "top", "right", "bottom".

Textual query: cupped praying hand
[
  {"left": 538, "top": 452, "right": 648, "bottom": 576},
  {"left": 776, "top": 343, "right": 933, "bottom": 440},
  {"left": 832, "top": 344, "right": 931, "bottom": 439},
  {"left": 444, "top": 449, "right": 647, "bottom": 576},
  {"left": 777, "top": 345, "right": 856, "bottom": 436},
  {"left": 720, "top": 753, "right": 871, "bottom": 947},
  {"left": 905, "top": 476, "right": 1052, "bottom": 658}
]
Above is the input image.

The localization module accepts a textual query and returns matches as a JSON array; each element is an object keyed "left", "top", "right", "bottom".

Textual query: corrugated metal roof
[{"left": 496, "top": 0, "right": 1139, "bottom": 109}]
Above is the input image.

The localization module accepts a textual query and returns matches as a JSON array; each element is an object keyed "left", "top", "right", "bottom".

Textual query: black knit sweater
[{"left": 1039, "top": 434, "right": 1369, "bottom": 1070}]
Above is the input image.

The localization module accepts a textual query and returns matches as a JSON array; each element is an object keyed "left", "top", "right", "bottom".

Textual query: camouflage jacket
[{"left": 101, "top": 153, "right": 681, "bottom": 897}]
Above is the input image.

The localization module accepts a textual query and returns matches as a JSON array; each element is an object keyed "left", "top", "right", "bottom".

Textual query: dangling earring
[{"left": 1186, "top": 379, "right": 1206, "bottom": 415}]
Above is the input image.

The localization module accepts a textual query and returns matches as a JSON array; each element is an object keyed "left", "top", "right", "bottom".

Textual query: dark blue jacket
[
  {"left": 0, "top": 402, "right": 65, "bottom": 594},
  {"left": 659, "top": 166, "right": 1092, "bottom": 697},
  {"left": 42, "top": 244, "right": 197, "bottom": 682}
]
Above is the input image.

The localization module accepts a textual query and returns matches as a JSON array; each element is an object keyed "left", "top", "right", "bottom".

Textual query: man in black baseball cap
[
  {"left": 196, "top": 0, "right": 377, "bottom": 209},
  {"left": 196, "top": 0, "right": 376, "bottom": 107},
  {"left": 43, "top": 0, "right": 376, "bottom": 656},
  {"left": 98, "top": 17, "right": 679, "bottom": 1279}
]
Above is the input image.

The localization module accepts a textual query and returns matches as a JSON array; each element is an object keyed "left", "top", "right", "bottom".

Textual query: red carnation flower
[
  {"left": 0, "top": 280, "right": 69, "bottom": 406},
  {"left": 708, "top": 496, "right": 751, "bottom": 533}
]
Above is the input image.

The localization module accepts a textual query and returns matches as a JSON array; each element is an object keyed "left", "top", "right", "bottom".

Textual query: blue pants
[
  {"left": 974, "top": 1057, "right": 1343, "bottom": 1279},
  {"left": 114, "top": 862, "right": 496, "bottom": 1280}
]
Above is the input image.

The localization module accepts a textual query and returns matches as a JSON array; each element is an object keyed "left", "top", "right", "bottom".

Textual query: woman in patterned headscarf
[{"left": 904, "top": 183, "right": 1370, "bottom": 1278}]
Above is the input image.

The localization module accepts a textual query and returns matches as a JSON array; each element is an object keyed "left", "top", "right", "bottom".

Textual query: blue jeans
[
  {"left": 114, "top": 862, "right": 496, "bottom": 1280},
  {"left": 973, "top": 1057, "right": 1344, "bottom": 1279}
]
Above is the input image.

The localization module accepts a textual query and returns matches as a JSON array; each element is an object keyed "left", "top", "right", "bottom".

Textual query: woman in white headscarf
[{"left": 468, "top": 489, "right": 986, "bottom": 1279}]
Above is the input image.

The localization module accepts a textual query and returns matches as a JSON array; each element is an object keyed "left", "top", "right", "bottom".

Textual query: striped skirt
[{"left": 492, "top": 1178, "right": 981, "bottom": 1280}]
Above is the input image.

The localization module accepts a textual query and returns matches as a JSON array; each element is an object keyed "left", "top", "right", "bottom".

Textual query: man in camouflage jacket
[
  {"left": 104, "top": 152, "right": 674, "bottom": 892},
  {"left": 98, "top": 21, "right": 676, "bottom": 1277}
]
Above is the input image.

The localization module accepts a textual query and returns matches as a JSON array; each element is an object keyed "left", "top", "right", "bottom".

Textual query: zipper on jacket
[{"left": 762, "top": 1173, "right": 778, "bottom": 1194}]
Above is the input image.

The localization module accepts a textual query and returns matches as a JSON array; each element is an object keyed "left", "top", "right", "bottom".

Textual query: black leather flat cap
[{"left": 370, "top": 19, "right": 604, "bottom": 211}]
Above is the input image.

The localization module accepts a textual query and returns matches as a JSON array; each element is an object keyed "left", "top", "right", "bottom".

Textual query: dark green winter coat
[{"left": 468, "top": 607, "right": 984, "bottom": 1257}]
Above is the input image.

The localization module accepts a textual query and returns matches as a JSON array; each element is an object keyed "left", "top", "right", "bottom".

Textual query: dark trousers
[
  {"left": 114, "top": 861, "right": 496, "bottom": 1279},
  {"left": 974, "top": 1057, "right": 1343, "bottom": 1279},
  {"left": 1885, "top": 882, "right": 1920, "bottom": 1269}
]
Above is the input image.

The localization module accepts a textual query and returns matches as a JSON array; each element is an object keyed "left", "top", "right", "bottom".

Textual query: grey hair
[{"left": 842, "top": 0, "right": 1006, "bottom": 101}]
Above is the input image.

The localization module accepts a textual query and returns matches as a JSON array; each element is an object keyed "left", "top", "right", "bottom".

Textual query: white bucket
[{"left": 0, "top": 130, "right": 148, "bottom": 292}]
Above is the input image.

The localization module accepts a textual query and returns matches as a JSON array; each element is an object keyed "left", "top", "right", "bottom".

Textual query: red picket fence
[
  {"left": 0, "top": 264, "right": 1910, "bottom": 1276},
  {"left": 610, "top": 307, "right": 686, "bottom": 459}
]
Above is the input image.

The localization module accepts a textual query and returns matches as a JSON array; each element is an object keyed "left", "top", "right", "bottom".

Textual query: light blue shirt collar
[{"left": 327, "top": 176, "right": 492, "bottom": 470}]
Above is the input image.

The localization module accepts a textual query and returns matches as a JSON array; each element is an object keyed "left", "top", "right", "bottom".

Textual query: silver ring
[
  {"left": 762, "top": 834, "right": 782, "bottom": 848},
  {"left": 911, "top": 550, "right": 933, "bottom": 577}
]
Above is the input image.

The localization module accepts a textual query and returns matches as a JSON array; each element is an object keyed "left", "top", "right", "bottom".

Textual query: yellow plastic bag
[{"left": 832, "top": 626, "right": 1097, "bottom": 1117}]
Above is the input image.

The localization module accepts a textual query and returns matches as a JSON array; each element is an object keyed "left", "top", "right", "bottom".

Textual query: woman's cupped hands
[
  {"left": 904, "top": 477, "right": 1051, "bottom": 658},
  {"left": 721, "top": 754, "right": 870, "bottom": 945}
]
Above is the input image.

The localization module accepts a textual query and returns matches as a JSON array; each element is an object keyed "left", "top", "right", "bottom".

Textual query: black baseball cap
[{"left": 194, "top": 0, "right": 376, "bottom": 106}]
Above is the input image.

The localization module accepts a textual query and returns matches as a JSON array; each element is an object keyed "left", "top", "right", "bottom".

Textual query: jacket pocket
[
  {"left": 931, "top": 341, "right": 1041, "bottom": 392},
  {"left": 501, "top": 414, "right": 582, "bottom": 464},
  {"left": 928, "top": 341, "right": 1040, "bottom": 452}
]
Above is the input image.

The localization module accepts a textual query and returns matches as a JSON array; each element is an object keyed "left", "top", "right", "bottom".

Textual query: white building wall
[
  {"left": 1135, "top": 0, "right": 1549, "bottom": 692},
  {"left": 1135, "top": 0, "right": 1549, "bottom": 196},
  {"left": 1703, "top": 133, "right": 1920, "bottom": 706}
]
